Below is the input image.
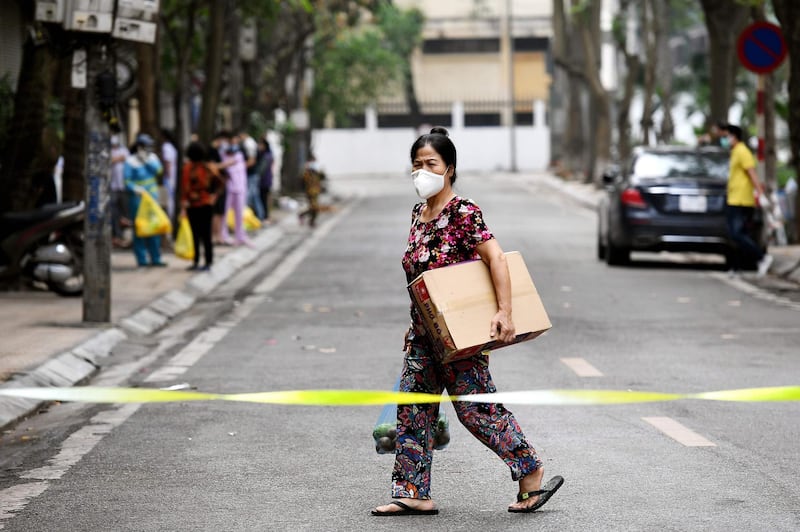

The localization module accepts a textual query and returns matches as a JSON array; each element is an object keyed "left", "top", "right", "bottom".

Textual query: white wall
[{"left": 311, "top": 101, "right": 551, "bottom": 177}]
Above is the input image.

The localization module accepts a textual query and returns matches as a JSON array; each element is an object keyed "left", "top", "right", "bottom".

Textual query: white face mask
[{"left": 411, "top": 167, "right": 448, "bottom": 199}]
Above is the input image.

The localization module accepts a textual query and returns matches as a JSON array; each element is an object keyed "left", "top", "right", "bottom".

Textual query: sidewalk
[
  {"left": 528, "top": 171, "right": 800, "bottom": 285},
  {"left": 0, "top": 213, "right": 300, "bottom": 428}
]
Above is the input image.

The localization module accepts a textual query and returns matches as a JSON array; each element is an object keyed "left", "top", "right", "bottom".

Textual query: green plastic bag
[{"left": 373, "top": 375, "right": 450, "bottom": 454}]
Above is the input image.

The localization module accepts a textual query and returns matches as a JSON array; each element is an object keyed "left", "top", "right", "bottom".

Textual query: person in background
[
  {"left": 208, "top": 132, "right": 229, "bottom": 245},
  {"left": 697, "top": 120, "right": 727, "bottom": 147},
  {"left": 160, "top": 129, "right": 179, "bottom": 221},
  {"left": 240, "top": 129, "right": 265, "bottom": 221},
  {"left": 219, "top": 131, "right": 252, "bottom": 247},
  {"left": 256, "top": 138, "right": 275, "bottom": 222},
  {"left": 298, "top": 154, "right": 325, "bottom": 228},
  {"left": 110, "top": 131, "right": 130, "bottom": 248},
  {"left": 372, "top": 127, "right": 563, "bottom": 516},
  {"left": 180, "top": 141, "right": 224, "bottom": 271},
  {"left": 723, "top": 123, "right": 773, "bottom": 277},
  {"left": 124, "top": 133, "right": 166, "bottom": 267}
]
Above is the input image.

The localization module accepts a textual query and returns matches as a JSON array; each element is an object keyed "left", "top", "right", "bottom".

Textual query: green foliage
[
  {"left": 309, "top": 23, "right": 404, "bottom": 126},
  {"left": 0, "top": 74, "right": 14, "bottom": 156},
  {"left": 776, "top": 164, "right": 794, "bottom": 188},
  {"left": 247, "top": 110, "right": 272, "bottom": 140},
  {"left": 375, "top": 2, "right": 425, "bottom": 61}
]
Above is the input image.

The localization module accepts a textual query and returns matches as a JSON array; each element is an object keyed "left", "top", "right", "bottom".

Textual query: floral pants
[{"left": 391, "top": 332, "right": 542, "bottom": 499}]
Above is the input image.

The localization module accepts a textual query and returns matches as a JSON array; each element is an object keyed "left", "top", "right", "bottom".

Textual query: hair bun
[{"left": 430, "top": 126, "right": 449, "bottom": 137}]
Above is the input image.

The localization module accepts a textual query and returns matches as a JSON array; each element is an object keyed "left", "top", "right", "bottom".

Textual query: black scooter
[{"left": 0, "top": 201, "right": 85, "bottom": 296}]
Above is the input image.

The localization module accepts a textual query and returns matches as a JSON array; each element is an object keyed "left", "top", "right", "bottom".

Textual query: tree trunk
[
  {"left": 699, "top": 0, "right": 749, "bottom": 124},
  {"left": 576, "top": 0, "right": 611, "bottom": 185},
  {"left": 136, "top": 42, "right": 158, "bottom": 137},
  {"left": 617, "top": 52, "right": 640, "bottom": 162},
  {"left": 655, "top": 0, "right": 674, "bottom": 144},
  {"left": 403, "top": 68, "right": 422, "bottom": 127},
  {"left": 552, "top": 0, "right": 588, "bottom": 179},
  {"left": 60, "top": 69, "right": 86, "bottom": 204},
  {"left": 0, "top": 7, "right": 62, "bottom": 213},
  {"left": 640, "top": 0, "right": 658, "bottom": 145},
  {"left": 611, "top": 1, "right": 640, "bottom": 163},
  {"left": 772, "top": 0, "right": 800, "bottom": 240},
  {"left": 197, "top": 0, "right": 228, "bottom": 143}
]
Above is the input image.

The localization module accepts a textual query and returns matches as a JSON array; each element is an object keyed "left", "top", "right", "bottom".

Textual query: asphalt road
[{"left": 1, "top": 174, "right": 798, "bottom": 531}]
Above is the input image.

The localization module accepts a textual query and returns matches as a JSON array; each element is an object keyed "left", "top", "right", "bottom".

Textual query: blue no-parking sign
[{"left": 737, "top": 22, "right": 787, "bottom": 74}]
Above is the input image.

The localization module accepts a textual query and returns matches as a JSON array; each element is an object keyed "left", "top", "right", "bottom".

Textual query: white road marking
[
  {"left": 0, "top": 205, "right": 353, "bottom": 527},
  {"left": 20, "top": 404, "right": 141, "bottom": 480},
  {"left": 642, "top": 416, "right": 716, "bottom": 447},
  {"left": 0, "top": 482, "right": 49, "bottom": 528},
  {"left": 560, "top": 357, "right": 603, "bottom": 377}
]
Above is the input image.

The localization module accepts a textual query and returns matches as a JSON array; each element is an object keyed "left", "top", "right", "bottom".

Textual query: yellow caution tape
[
  {"left": 690, "top": 386, "right": 800, "bottom": 402},
  {"left": 1, "top": 386, "right": 799, "bottom": 406},
  {"left": 223, "top": 390, "right": 445, "bottom": 406}
]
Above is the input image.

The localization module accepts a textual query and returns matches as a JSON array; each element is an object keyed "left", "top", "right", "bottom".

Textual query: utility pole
[
  {"left": 36, "top": 0, "right": 162, "bottom": 321},
  {"left": 82, "top": 43, "right": 114, "bottom": 322}
]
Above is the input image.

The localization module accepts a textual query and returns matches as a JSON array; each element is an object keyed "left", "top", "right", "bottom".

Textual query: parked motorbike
[{"left": 0, "top": 201, "right": 85, "bottom": 296}]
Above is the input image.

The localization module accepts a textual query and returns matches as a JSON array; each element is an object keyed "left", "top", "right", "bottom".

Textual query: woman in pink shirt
[{"left": 219, "top": 132, "right": 252, "bottom": 246}]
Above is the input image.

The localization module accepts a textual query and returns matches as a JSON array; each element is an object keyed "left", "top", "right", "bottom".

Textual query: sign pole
[{"left": 756, "top": 73, "right": 766, "bottom": 187}]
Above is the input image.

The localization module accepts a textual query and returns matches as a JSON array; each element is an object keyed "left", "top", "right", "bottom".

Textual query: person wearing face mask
[
  {"left": 372, "top": 127, "right": 563, "bottom": 517},
  {"left": 219, "top": 132, "right": 252, "bottom": 247},
  {"left": 723, "top": 124, "right": 773, "bottom": 277},
  {"left": 124, "top": 133, "right": 167, "bottom": 267}
]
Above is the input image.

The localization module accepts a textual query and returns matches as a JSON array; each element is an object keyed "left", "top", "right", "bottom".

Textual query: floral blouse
[{"left": 402, "top": 196, "right": 494, "bottom": 327}]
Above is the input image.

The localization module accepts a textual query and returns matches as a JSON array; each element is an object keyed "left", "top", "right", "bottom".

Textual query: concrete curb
[{"left": 0, "top": 216, "right": 297, "bottom": 429}]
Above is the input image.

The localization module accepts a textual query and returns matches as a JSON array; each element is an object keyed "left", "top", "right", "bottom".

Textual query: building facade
[{"left": 312, "top": 0, "right": 555, "bottom": 175}]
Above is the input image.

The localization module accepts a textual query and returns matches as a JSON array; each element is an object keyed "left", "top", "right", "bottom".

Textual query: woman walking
[
  {"left": 372, "top": 127, "right": 563, "bottom": 516},
  {"left": 180, "top": 142, "right": 224, "bottom": 271}
]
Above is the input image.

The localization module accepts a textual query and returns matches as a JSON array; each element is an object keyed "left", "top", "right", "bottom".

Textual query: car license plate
[{"left": 679, "top": 195, "right": 707, "bottom": 212}]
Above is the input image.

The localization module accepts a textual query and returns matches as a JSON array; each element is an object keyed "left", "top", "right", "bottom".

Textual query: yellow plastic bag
[
  {"left": 174, "top": 216, "right": 194, "bottom": 261},
  {"left": 135, "top": 191, "right": 172, "bottom": 237},
  {"left": 227, "top": 207, "right": 262, "bottom": 231}
]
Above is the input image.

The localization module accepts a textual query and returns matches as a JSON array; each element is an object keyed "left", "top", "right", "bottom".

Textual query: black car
[{"left": 597, "top": 145, "right": 764, "bottom": 267}]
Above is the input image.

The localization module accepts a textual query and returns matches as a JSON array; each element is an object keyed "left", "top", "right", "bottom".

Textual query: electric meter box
[
  {"left": 63, "top": 0, "right": 114, "bottom": 33},
  {"left": 112, "top": 18, "right": 157, "bottom": 43},
  {"left": 114, "top": 0, "right": 159, "bottom": 43},
  {"left": 116, "top": 0, "right": 159, "bottom": 20},
  {"left": 35, "top": 0, "right": 66, "bottom": 23}
]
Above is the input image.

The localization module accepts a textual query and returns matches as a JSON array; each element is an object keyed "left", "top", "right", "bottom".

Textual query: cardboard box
[{"left": 408, "top": 251, "right": 551, "bottom": 363}]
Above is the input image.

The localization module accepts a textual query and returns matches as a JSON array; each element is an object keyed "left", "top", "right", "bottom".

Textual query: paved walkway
[{"left": 0, "top": 211, "right": 301, "bottom": 427}]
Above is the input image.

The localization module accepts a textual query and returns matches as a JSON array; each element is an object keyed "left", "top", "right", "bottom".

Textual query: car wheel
[{"left": 605, "top": 242, "right": 630, "bottom": 266}]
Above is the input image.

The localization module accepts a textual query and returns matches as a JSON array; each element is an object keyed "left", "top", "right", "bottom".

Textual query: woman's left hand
[{"left": 490, "top": 310, "right": 515, "bottom": 343}]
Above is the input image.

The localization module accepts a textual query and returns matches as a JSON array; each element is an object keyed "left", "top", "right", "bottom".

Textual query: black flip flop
[
  {"left": 371, "top": 500, "right": 439, "bottom": 516},
  {"left": 508, "top": 475, "right": 564, "bottom": 513}
]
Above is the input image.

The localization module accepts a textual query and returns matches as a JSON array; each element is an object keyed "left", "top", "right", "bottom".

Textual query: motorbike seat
[{"left": 0, "top": 202, "right": 83, "bottom": 241}]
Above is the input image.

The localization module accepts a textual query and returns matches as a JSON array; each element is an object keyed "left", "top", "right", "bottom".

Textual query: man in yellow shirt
[{"left": 724, "top": 124, "right": 772, "bottom": 277}]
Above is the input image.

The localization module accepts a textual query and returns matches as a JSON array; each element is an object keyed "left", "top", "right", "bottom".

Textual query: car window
[{"left": 632, "top": 152, "right": 729, "bottom": 179}]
